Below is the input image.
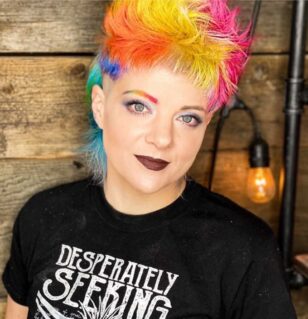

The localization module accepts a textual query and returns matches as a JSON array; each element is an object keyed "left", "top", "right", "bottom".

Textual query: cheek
[
  {"left": 177, "top": 130, "right": 205, "bottom": 160},
  {"left": 102, "top": 113, "right": 145, "bottom": 152}
]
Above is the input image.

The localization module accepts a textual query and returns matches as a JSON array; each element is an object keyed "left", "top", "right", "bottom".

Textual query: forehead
[{"left": 104, "top": 66, "right": 208, "bottom": 107}]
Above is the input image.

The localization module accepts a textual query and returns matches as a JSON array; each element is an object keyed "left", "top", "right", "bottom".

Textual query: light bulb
[{"left": 246, "top": 167, "right": 276, "bottom": 203}]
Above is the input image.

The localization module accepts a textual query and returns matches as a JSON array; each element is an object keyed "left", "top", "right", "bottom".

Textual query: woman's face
[{"left": 92, "top": 66, "right": 213, "bottom": 195}]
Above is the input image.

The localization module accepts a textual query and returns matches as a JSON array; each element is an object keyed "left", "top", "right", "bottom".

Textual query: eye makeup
[
  {"left": 122, "top": 99, "right": 152, "bottom": 116},
  {"left": 122, "top": 90, "right": 158, "bottom": 104},
  {"left": 179, "top": 113, "right": 203, "bottom": 127},
  {"left": 122, "top": 97, "right": 204, "bottom": 127}
]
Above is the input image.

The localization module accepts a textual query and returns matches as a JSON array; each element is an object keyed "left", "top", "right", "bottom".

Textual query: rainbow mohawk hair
[
  {"left": 80, "top": 0, "right": 254, "bottom": 184},
  {"left": 99, "top": 0, "right": 253, "bottom": 112}
]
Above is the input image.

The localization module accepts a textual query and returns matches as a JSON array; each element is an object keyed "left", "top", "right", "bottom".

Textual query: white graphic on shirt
[{"left": 34, "top": 243, "right": 179, "bottom": 319}]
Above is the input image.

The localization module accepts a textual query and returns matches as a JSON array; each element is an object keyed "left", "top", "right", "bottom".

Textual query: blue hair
[{"left": 75, "top": 54, "right": 122, "bottom": 185}]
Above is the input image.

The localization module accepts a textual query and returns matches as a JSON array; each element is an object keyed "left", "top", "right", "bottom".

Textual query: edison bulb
[{"left": 246, "top": 167, "right": 276, "bottom": 203}]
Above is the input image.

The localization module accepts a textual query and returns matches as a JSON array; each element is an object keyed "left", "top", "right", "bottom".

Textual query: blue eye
[
  {"left": 134, "top": 103, "right": 145, "bottom": 112},
  {"left": 123, "top": 99, "right": 150, "bottom": 115},
  {"left": 179, "top": 114, "right": 202, "bottom": 127}
]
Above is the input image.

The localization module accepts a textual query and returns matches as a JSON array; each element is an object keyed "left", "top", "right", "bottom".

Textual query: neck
[{"left": 102, "top": 172, "right": 186, "bottom": 215}]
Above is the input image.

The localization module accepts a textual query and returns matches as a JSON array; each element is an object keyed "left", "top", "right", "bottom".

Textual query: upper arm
[
  {"left": 4, "top": 294, "right": 28, "bottom": 319},
  {"left": 2, "top": 199, "right": 35, "bottom": 317}
]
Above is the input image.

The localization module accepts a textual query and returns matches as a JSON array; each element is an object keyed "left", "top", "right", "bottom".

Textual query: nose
[{"left": 145, "top": 117, "right": 173, "bottom": 149}]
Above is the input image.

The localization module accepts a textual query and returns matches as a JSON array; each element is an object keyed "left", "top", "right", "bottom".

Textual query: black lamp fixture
[
  {"left": 207, "top": 94, "right": 276, "bottom": 204},
  {"left": 247, "top": 136, "right": 276, "bottom": 203}
]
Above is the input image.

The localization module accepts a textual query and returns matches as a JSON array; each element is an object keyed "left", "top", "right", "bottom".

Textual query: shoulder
[
  {"left": 182, "top": 179, "right": 278, "bottom": 257},
  {"left": 20, "top": 176, "right": 94, "bottom": 215},
  {"left": 26, "top": 176, "right": 93, "bottom": 206},
  {"left": 12, "top": 177, "right": 97, "bottom": 260},
  {"left": 15, "top": 176, "right": 95, "bottom": 235}
]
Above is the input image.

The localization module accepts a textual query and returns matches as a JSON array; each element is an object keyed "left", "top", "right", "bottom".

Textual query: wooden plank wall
[{"left": 1, "top": 0, "right": 308, "bottom": 316}]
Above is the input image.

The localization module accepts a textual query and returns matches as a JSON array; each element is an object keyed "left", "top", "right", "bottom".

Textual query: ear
[{"left": 91, "top": 84, "right": 105, "bottom": 129}]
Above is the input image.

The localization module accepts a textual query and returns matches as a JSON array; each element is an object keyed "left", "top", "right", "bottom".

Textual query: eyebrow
[
  {"left": 123, "top": 90, "right": 159, "bottom": 104},
  {"left": 123, "top": 90, "right": 205, "bottom": 112}
]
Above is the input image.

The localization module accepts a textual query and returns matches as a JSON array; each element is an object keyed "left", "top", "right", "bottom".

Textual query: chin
[{"left": 128, "top": 176, "right": 170, "bottom": 195}]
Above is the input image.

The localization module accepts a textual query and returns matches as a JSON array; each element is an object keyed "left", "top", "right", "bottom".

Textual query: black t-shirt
[{"left": 2, "top": 177, "right": 297, "bottom": 319}]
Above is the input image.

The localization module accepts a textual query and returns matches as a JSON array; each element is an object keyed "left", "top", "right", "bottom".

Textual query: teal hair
[{"left": 75, "top": 55, "right": 109, "bottom": 185}]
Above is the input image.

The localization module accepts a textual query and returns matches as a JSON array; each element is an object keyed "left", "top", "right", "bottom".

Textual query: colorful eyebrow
[{"left": 123, "top": 90, "right": 159, "bottom": 104}]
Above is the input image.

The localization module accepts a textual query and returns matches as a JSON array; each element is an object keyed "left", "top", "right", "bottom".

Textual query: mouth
[{"left": 134, "top": 155, "right": 170, "bottom": 171}]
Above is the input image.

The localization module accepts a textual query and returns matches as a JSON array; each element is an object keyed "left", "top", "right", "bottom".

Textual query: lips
[{"left": 135, "top": 155, "right": 170, "bottom": 171}]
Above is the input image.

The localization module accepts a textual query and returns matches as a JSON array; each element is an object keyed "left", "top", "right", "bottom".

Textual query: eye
[
  {"left": 123, "top": 99, "right": 151, "bottom": 115},
  {"left": 133, "top": 103, "right": 146, "bottom": 113},
  {"left": 179, "top": 114, "right": 202, "bottom": 127}
]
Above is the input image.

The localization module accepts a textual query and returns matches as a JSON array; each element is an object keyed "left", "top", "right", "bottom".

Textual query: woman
[{"left": 2, "top": 0, "right": 297, "bottom": 318}]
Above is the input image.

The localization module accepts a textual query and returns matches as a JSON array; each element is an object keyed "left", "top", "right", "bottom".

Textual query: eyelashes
[
  {"left": 180, "top": 114, "right": 202, "bottom": 127},
  {"left": 123, "top": 99, "right": 151, "bottom": 116},
  {"left": 122, "top": 99, "right": 203, "bottom": 127}
]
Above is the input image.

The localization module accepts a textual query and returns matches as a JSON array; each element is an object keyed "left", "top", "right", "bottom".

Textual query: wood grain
[
  {"left": 0, "top": 0, "right": 110, "bottom": 53},
  {"left": 0, "top": 56, "right": 91, "bottom": 158},
  {"left": 0, "top": 301, "right": 6, "bottom": 319},
  {"left": 291, "top": 287, "right": 308, "bottom": 319}
]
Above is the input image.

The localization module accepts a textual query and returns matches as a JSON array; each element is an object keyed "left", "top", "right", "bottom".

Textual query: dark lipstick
[{"left": 135, "top": 155, "right": 170, "bottom": 171}]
